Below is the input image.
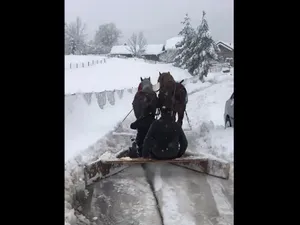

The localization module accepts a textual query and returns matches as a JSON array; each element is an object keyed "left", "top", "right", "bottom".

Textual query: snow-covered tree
[
  {"left": 127, "top": 31, "right": 147, "bottom": 57},
  {"left": 173, "top": 13, "right": 196, "bottom": 67},
  {"left": 185, "top": 11, "right": 219, "bottom": 81},
  {"left": 65, "top": 23, "right": 71, "bottom": 54},
  {"left": 70, "top": 38, "right": 76, "bottom": 54},
  {"left": 85, "top": 40, "right": 97, "bottom": 55},
  {"left": 127, "top": 33, "right": 138, "bottom": 56},
  {"left": 94, "top": 23, "right": 122, "bottom": 54},
  {"left": 137, "top": 32, "right": 147, "bottom": 56},
  {"left": 65, "top": 17, "right": 88, "bottom": 55}
]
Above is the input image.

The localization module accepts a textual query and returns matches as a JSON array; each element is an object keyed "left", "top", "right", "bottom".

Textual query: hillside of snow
[
  {"left": 65, "top": 55, "right": 107, "bottom": 70},
  {"left": 65, "top": 57, "right": 233, "bottom": 225},
  {"left": 65, "top": 58, "right": 191, "bottom": 94}
]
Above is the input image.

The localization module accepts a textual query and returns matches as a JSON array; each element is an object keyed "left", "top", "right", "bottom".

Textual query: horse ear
[
  {"left": 168, "top": 71, "right": 170, "bottom": 74},
  {"left": 140, "top": 77, "right": 143, "bottom": 81},
  {"left": 149, "top": 77, "right": 151, "bottom": 80},
  {"left": 159, "top": 72, "right": 161, "bottom": 75}
]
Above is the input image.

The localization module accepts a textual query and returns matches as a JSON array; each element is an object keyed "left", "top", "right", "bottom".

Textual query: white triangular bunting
[
  {"left": 116, "top": 89, "right": 124, "bottom": 99},
  {"left": 83, "top": 92, "right": 93, "bottom": 105}
]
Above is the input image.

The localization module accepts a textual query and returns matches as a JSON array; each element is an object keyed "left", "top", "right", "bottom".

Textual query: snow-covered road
[{"left": 81, "top": 164, "right": 232, "bottom": 225}]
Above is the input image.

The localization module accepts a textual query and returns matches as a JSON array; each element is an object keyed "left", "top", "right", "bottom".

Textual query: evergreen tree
[
  {"left": 185, "top": 11, "right": 219, "bottom": 81},
  {"left": 173, "top": 13, "right": 196, "bottom": 67}
]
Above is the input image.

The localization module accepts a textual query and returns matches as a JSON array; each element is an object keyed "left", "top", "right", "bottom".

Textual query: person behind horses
[
  {"left": 142, "top": 107, "right": 188, "bottom": 159},
  {"left": 129, "top": 77, "right": 158, "bottom": 157}
]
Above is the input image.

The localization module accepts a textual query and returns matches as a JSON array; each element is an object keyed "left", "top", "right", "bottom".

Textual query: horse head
[
  {"left": 139, "top": 77, "right": 153, "bottom": 92},
  {"left": 157, "top": 71, "right": 175, "bottom": 89}
]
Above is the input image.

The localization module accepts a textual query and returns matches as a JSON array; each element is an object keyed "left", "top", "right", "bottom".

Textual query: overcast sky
[{"left": 65, "top": 0, "right": 233, "bottom": 44}]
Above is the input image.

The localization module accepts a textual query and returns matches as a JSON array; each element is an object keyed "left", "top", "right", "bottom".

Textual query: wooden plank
[
  {"left": 84, "top": 149, "right": 230, "bottom": 186},
  {"left": 102, "top": 156, "right": 208, "bottom": 164},
  {"left": 172, "top": 158, "right": 230, "bottom": 179},
  {"left": 84, "top": 160, "right": 130, "bottom": 187}
]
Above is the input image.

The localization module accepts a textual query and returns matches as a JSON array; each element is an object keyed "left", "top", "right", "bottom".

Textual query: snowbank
[{"left": 65, "top": 88, "right": 136, "bottom": 161}]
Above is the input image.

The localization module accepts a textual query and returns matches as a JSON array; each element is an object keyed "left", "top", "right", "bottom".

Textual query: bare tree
[
  {"left": 137, "top": 32, "right": 147, "bottom": 56},
  {"left": 127, "top": 33, "right": 138, "bottom": 56},
  {"left": 65, "top": 17, "right": 87, "bottom": 54},
  {"left": 127, "top": 31, "right": 147, "bottom": 57}
]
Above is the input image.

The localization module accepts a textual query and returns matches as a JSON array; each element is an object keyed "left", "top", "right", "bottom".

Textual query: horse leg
[
  {"left": 171, "top": 111, "right": 176, "bottom": 122},
  {"left": 177, "top": 109, "right": 185, "bottom": 127}
]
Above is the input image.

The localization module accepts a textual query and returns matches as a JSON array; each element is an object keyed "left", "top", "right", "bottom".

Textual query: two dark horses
[{"left": 133, "top": 72, "right": 187, "bottom": 126}]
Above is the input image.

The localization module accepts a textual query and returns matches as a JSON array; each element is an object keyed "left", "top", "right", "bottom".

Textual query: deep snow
[
  {"left": 65, "top": 57, "right": 234, "bottom": 225},
  {"left": 65, "top": 55, "right": 106, "bottom": 70},
  {"left": 65, "top": 89, "right": 134, "bottom": 161},
  {"left": 65, "top": 57, "right": 191, "bottom": 94}
]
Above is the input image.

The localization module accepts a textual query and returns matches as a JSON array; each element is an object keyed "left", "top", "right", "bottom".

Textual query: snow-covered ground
[
  {"left": 65, "top": 90, "right": 134, "bottom": 161},
  {"left": 65, "top": 57, "right": 191, "bottom": 94},
  {"left": 65, "top": 55, "right": 107, "bottom": 70},
  {"left": 65, "top": 57, "right": 234, "bottom": 225}
]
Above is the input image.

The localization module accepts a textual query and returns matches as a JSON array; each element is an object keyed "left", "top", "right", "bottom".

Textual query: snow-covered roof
[
  {"left": 165, "top": 36, "right": 184, "bottom": 50},
  {"left": 110, "top": 44, "right": 164, "bottom": 55},
  {"left": 142, "top": 44, "right": 164, "bottom": 55},
  {"left": 216, "top": 41, "right": 234, "bottom": 51},
  {"left": 110, "top": 45, "right": 132, "bottom": 55}
]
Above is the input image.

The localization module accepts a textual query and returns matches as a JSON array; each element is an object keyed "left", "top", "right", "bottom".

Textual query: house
[
  {"left": 110, "top": 43, "right": 164, "bottom": 61},
  {"left": 110, "top": 44, "right": 134, "bottom": 57},
  {"left": 141, "top": 44, "right": 165, "bottom": 61},
  {"left": 216, "top": 41, "right": 234, "bottom": 63},
  {"left": 164, "top": 36, "right": 184, "bottom": 51},
  {"left": 159, "top": 36, "right": 184, "bottom": 63}
]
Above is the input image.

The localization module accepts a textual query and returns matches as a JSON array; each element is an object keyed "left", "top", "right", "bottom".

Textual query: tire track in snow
[
  {"left": 206, "top": 176, "right": 233, "bottom": 225},
  {"left": 142, "top": 165, "right": 165, "bottom": 225},
  {"left": 146, "top": 164, "right": 196, "bottom": 225},
  {"left": 146, "top": 164, "right": 232, "bottom": 225}
]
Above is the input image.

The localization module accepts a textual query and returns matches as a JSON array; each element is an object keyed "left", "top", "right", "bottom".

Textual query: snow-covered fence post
[
  {"left": 76, "top": 63, "right": 78, "bottom": 68},
  {"left": 70, "top": 63, "right": 71, "bottom": 69},
  {"left": 82, "top": 62, "right": 84, "bottom": 68}
]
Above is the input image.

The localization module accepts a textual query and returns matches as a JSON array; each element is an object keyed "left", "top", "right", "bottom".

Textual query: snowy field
[
  {"left": 65, "top": 57, "right": 191, "bottom": 94},
  {"left": 65, "top": 56, "right": 234, "bottom": 225},
  {"left": 65, "top": 55, "right": 107, "bottom": 70}
]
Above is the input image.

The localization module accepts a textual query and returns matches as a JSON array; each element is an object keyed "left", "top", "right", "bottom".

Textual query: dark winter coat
[
  {"left": 142, "top": 113, "right": 188, "bottom": 159},
  {"left": 131, "top": 89, "right": 158, "bottom": 156},
  {"left": 130, "top": 114, "right": 156, "bottom": 156}
]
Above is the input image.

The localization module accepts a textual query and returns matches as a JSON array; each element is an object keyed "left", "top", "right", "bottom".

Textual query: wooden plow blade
[{"left": 84, "top": 150, "right": 230, "bottom": 187}]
